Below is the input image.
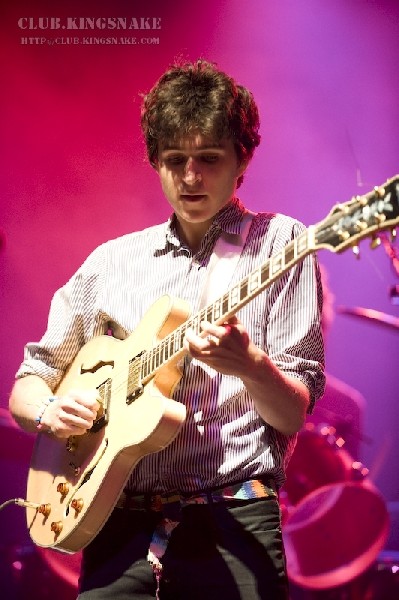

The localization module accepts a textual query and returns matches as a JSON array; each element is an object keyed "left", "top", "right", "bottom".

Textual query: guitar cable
[{"left": 0, "top": 498, "right": 41, "bottom": 512}]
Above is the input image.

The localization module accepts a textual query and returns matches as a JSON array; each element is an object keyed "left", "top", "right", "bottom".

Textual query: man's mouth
[{"left": 180, "top": 194, "right": 206, "bottom": 201}]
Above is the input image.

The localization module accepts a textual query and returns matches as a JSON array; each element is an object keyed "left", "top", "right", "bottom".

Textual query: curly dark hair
[{"left": 141, "top": 59, "right": 261, "bottom": 187}]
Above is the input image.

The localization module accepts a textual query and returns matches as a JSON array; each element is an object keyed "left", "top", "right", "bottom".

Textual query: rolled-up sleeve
[
  {"left": 265, "top": 221, "right": 326, "bottom": 412},
  {"left": 15, "top": 245, "right": 107, "bottom": 390}
]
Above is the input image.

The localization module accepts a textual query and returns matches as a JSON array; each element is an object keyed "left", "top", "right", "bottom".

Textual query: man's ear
[{"left": 237, "top": 159, "right": 249, "bottom": 179}]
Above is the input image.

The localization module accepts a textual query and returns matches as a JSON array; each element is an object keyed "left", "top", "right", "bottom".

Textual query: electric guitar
[{"left": 26, "top": 175, "right": 399, "bottom": 553}]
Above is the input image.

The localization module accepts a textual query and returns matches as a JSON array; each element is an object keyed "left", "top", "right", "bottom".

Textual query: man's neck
[{"left": 176, "top": 219, "right": 214, "bottom": 254}]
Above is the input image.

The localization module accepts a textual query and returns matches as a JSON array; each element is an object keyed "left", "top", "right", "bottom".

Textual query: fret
[
  {"left": 177, "top": 326, "right": 186, "bottom": 349},
  {"left": 141, "top": 356, "right": 148, "bottom": 379},
  {"left": 161, "top": 338, "right": 168, "bottom": 364},
  {"left": 151, "top": 350, "right": 157, "bottom": 372},
  {"left": 190, "top": 315, "right": 200, "bottom": 335},
  {"left": 270, "top": 251, "right": 283, "bottom": 276},
  {"left": 168, "top": 335, "right": 174, "bottom": 357},
  {"left": 155, "top": 346, "right": 161, "bottom": 368},
  {"left": 248, "top": 268, "right": 261, "bottom": 295},
  {"left": 229, "top": 284, "right": 240, "bottom": 309},
  {"left": 167, "top": 334, "right": 174, "bottom": 359},
  {"left": 157, "top": 344, "right": 163, "bottom": 367},
  {"left": 222, "top": 295, "right": 230, "bottom": 315},
  {"left": 260, "top": 262, "right": 270, "bottom": 286},
  {"left": 240, "top": 278, "right": 248, "bottom": 302},
  {"left": 173, "top": 330, "right": 181, "bottom": 353},
  {"left": 212, "top": 298, "right": 222, "bottom": 321},
  {"left": 197, "top": 307, "right": 207, "bottom": 329},
  {"left": 204, "top": 305, "right": 213, "bottom": 324},
  {"left": 297, "top": 231, "right": 308, "bottom": 254},
  {"left": 148, "top": 352, "right": 153, "bottom": 372},
  {"left": 160, "top": 339, "right": 167, "bottom": 364},
  {"left": 145, "top": 351, "right": 151, "bottom": 375},
  {"left": 285, "top": 240, "right": 296, "bottom": 264}
]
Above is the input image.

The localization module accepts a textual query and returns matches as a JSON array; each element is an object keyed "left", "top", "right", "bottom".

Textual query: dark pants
[{"left": 78, "top": 495, "right": 289, "bottom": 600}]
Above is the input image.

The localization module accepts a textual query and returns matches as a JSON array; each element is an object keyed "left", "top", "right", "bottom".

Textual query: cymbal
[
  {"left": 0, "top": 407, "right": 34, "bottom": 463},
  {"left": 337, "top": 306, "right": 399, "bottom": 331}
]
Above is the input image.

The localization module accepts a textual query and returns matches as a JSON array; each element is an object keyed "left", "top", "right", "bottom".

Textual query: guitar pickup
[{"left": 126, "top": 351, "right": 144, "bottom": 404}]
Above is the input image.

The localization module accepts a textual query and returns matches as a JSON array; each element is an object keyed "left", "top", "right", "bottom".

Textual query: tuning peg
[
  {"left": 356, "top": 194, "right": 367, "bottom": 206},
  {"left": 355, "top": 220, "right": 368, "bottom": 231},
  {"left": 337, "top": 230, "right": 350, "bottom": 242},
  {"left": 374, "top": 213, "right": 387, "bottom": 225},
  {"left": 336, "top": 203, "right": 350, "bottom": 214},
  {"left": 373, "top": 185, "right": 386, "bottom": 198},
  {"left": 370, "top": 235, "right": 381, "bottom": 250},
  {"left": 352, "top": 245, "right": 360, "bottom": 258}
]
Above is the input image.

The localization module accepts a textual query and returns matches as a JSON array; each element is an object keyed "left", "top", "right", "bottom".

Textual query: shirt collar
[{"left": 156, "top": 197, "right": 249, "bottom": 252}]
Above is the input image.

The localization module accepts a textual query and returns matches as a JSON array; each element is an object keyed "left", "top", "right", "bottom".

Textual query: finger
[
  {"left": 222, "top": 324, "right": 232, "bottom": 338},
  {"left": 184, "top": 328, "right": 208, "bottom": 349},
  {"left": 55, "top": 394, "right": 94, "bottom": 416},
  {"left": 58, "top": 408, "right": 96, "bottom": 431},
  {"left": 200, "top": 321, "right": 222, "bottom": 340},
  {"left": 205, "top": 334, "right": 219, "bottom": 346},
  {"left": 201, "top": 321, "right": 232, "bottom": 345},
  {"left": 66, "top": 391, "right": 101, "bottom": 417},
  {"left": 225, "top": 315, "right": 239, "bottom": 326},
  {"left": 184, "top": 328, "right": 218, "bottom": 356},
  {"left": 68, "top": 389, "right": 100, "bottom": 407}
]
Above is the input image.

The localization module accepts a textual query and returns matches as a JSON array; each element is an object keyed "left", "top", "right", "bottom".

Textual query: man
[{"left": 9, "top": 60, "right": 325, "bottom": 600}]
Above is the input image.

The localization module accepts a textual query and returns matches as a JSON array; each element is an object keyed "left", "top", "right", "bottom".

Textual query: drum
[
  {"left": 283, "top": 480, "right": 390, "bottom": 590},
  {"left": 282, "top": 423, "right": 365, "bottom": 509}
]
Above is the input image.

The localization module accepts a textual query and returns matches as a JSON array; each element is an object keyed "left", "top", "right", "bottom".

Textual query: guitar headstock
[{"left": 315, "top": 175, "right": 399, "bottom": 253}]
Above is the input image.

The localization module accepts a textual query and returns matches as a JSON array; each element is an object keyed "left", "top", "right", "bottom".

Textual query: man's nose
[{"left": 182, "top": 157, "right": 202, "bottom": 184}]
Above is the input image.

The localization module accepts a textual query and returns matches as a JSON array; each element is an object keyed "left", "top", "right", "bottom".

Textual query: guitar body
[{"left": 26, "top": 295, "right": 189, "bottom": 553}]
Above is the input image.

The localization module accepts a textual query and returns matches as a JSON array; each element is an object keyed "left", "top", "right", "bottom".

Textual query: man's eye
[
  {"left": 201, "top": 155, "right": 219, "bottom": 163},
  {"left": 165, "top": 156, "right": 185, "bottom": 165}
]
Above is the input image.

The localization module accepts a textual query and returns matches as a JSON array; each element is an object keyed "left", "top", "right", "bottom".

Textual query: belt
[
  {"left": 116, "top": 477, "right": 277, "bottom": 514},
  {"left": 115, "top": 477, "right": 277, "bottom": 596}
]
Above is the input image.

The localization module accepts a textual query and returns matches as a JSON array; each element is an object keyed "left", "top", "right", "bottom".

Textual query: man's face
[{"left": 156, "top": 133, "right": 247, "bottom": 231}]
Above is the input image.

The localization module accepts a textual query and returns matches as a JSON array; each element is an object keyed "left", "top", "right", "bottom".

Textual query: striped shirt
[{"left": 16, "top": 198, "right": 325, "bottom": 491}]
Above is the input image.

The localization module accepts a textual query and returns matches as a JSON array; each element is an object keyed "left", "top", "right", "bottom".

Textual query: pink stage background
[{"left": 1, "top": 0, "right": 398, "bottom": 574}]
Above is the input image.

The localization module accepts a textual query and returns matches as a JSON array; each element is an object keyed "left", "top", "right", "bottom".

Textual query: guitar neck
[
  {"left": 138, "top": 174, "right": 399, "bottom": 386},
  {"left": 140, "top": 227, "right": 315, "bottom": 383}
]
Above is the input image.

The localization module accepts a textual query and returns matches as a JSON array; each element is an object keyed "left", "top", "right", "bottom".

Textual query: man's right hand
[{"left": 39, "top": 390, "right": 101, "bottom": 438}]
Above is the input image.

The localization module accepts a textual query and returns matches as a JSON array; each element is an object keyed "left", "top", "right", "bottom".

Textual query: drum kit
[
  {"left": 280, "top": 293, "right": 399, "bottom": 598},
  {"left": 281, "top": 423, "right": 391, "bottom": 597},
  {"left": 0, "top": 301, "right": 398, "bottom": 598}
]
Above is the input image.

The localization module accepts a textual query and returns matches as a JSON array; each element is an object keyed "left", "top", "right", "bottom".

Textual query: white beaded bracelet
[{"left": 35, "top": 396, "right": 57, "bottom": 430}]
